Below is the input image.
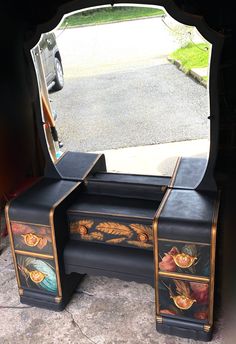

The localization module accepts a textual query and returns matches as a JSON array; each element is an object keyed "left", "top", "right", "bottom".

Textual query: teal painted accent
[{"left": 25, "top": 257, "right": 58, "bottom": 293}]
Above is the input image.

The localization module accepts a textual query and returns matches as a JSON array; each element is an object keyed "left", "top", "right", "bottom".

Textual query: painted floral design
[
  {"left": 159, "top": 247, "right": 178, "bottom": 272},
  {"left": 159, "top": 242, "right": 210, "bottom": 276},
  {"left": 159, "top": 277, "right": 209, "bottom": 322},
  {"left": 17, "top": 255, "right": 57, "bottom": 294},
  {"left": 190, "top": 282, "right": 209, "bottom": 304},
  {"left": 11, "top": 222, "right": 52, "bottom": 254}
]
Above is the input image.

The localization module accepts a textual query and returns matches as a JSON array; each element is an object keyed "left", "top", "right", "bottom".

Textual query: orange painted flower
[
  {"left": 194, "top": 310, "right": 208, "bottom": 320},
  {"left": 159, "top": 247, "right": 178, "bottom": 272},
  {"left": 190, "top": 282, "right": 209, "bottom": 304}
]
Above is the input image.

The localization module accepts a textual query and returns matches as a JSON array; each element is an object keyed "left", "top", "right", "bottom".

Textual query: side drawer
[
  {"left": 16, "top": 253, "right": 58, "bottom": 295},
  {"left": 158, "top": 276, "right": 209, "bottom": 323},
  {"left": 10, "top": 221, "right": 53, "bottom": 255},
  {"left": 158, "top": 239, "right": 210, "bottom": 277}
]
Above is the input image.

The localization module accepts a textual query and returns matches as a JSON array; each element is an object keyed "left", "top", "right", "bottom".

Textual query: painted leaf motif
[
  {"left": 127, "top": 240, "right": 152, "bottom": 249},
  {"left": 174, "top": 280, "right": 191, "bottom": 298},
  {"left": 106, "top": 237, "right": 126, "bottom": 244},
  {"left": 37, "top": 237, "right": 48, "bottom": 250},
  {"left": 70, "top": 219, "right": 94, "bottom": 233},
  {"left": 24, "top": 257, "right": 57, "bottom": 293},
  {"left": 81, "top": 231, "right": 104, "bottom": 241},
  {"left": 96, "top": 222, "right": 132, "bottom": 238},
  {"left": 130, "top": 224, "right": 153, "bottom": 241}
]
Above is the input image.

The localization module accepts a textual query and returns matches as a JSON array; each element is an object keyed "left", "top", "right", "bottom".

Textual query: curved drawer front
[
  {"left": 16, "top": 254, "right": 58, "bottom": 295},
  {"left": 11, "top": 221, "right": 53, "bottom": 256},
  {"left": 158, "top": 240, "right": 210, "bottom": 277},
  {"left": 68, "top": 214, "right": 153, "bottom": 250},
  {"left": 159, "top": 276, "right": 209, "bottom": 323}
]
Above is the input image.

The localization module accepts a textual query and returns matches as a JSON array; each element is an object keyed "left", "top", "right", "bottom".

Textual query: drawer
[
  {"left": 68, "top": 214, "right": 153, "bottom": 250},
  {"left": 158, "top": 276, "right": 209, "bottom": 323},
  {"left": 16, "top": 254, "right": 58, "bottom": 295},
  {"left": 158, "top": 240, "right": 210, "bottom": 277},
  {"left": 11, "top": 221, "right": 53, "bottom": 255}
]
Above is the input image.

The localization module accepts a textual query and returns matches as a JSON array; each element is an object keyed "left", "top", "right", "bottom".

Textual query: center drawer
[{"left": 67, "top": 194, "right": 160, "bottom": 250}]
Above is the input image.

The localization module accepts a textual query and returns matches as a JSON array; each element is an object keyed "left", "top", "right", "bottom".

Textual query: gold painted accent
[
  {"left": 55, "top": 296, "right": 62, "bottom": 304},
  {"left": 106, "top": 237, "right": 126, "bottom": 244},
  {"left": 81, "top": 231, "right": 104, "bottom": 241},
  {"left": 169, "top": 157, "right": 181, "bottom": 188},
  {"left": 171, "top": 295, "right": 196, "bottom": 310},
  {"left": 156, "top": 316, "right": 163, "bottom": 324},
  {"left": 96, "top": 222, "right": 132, "bottom": 237},
  {"left": 79, "top": 226, "right": 88, "bottom": 235},
  {"left": 5, "top": 203, "right": 22, "bottom": 289},
  {"left": 29, "top": 270, "right": 47, "bottom": 284},
  {"left": 204, "top": 324, "right": 211, "bottom": 333},
  {"left": 208, "top": 196, "right": 220, "bottom": 328},
  {"left": 15, "top": 250, "right": 54, "bottom": 260},
  {"left": 70, "top": 219, "right": 94, "bottom": 234},
  {"left": 21, "top": 233, "right": 42, "bottom": 247},
  {"left": 11, "top": 220, "right": 50, "bottom": 228},
  {"left": 159, "top": 271, "right": 210, "bottom": 283},
  {"left": 171, "top": 253, "right": 197, "bottom": 268},
  {"left": 161, "top": 186, "right": 167, "bottom": 193},
  {"left": 130, "top": 224, "right": 153, "bottom": 241},
  {"left": 158, "top": 238, "right": 210, "bottom": 246},
  {"left": 18, "top": 288, "right": 24, "bottom": 296},
  {"left": 138, "top": 233, "right": 149, "bottom": 243},
  {"left": 49, "top": 181, "right": 82, "bottom": 298},
  {"left": 153, "top": 188, "right": 172, "bottom": 316}
]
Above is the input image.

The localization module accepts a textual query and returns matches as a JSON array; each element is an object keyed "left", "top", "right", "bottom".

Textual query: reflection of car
[{"left": 38, "top": 32, "right": 64, "bottom": 92}]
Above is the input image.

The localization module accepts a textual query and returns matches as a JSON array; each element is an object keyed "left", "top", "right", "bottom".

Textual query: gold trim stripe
[
  {"left": 169, "top": 157, "right": 181, "bottom": 188},
  {"left": 159, "top": 271, "right": 210, "bottom": 283},
  {"left": 10, "top": 220, "right": 50, "bottom": 227},
  {"left": 15, "top": 250, "right": 54, "bottom": 260},
  {"left": 158, "top": 237, "right": 210, "bottom": 246},
  {"left": 153, "top": 188, "right": 172, "bottom": 316}
]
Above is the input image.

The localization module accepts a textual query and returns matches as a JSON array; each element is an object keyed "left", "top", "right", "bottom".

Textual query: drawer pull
[
  {"left": 29, "top": 270, "right": 47, "bottom": 284},
  {"left": 79, "top": 225, "right": 88, "bottom": 236},
  {"left": 172, "top": 295, "right": 196, "bottom": 310},
  {"left": 138, "top": 233, "right": 149, "bottom": 243},
  {"left": 21, "top": 233, "right": 42, "bottom": 247},
  {"left": 21, "top": 266, "right": 47, "bottom": 284},
  {"left": 171, "top": 253, "right": 197, "bottom": 269}
]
